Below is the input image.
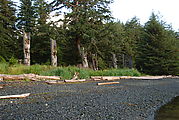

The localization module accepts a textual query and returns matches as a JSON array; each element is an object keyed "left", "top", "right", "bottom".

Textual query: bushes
[{"left": 0, "top": 63, "right": 141, "bottom": 79}]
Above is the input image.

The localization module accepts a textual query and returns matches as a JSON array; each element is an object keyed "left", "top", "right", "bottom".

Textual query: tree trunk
[
  {"left": 112, "top": 53, "right": 118, "bottom": 69},
  {"left": 76, "top": 38, "right": 89, "bottom": 68},
  {"left": 129, "top": 56, "right": 133, "bottom": 69},
  {"left": 23, "top": 31, "right": 30, "bottom": 66},
  {"left": 51, "top": 38, "right": 57, "bottom": 67},
  {"left": 92, "top": 54, "right": 98, "bottom": 70},
  {"left": 122, "top": 54, "right": 125, "bottom": 68},
  {"left": 81, "top": 47, "right": 89, "bottom": 68}
]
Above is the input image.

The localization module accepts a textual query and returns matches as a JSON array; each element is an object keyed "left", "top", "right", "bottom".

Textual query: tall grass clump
[
  {"left": 40, "top": 66, "right": 91, "bottom": 79},
  {"left": 40, "top": 66, "right": 141, "bottom": 79},
  {"left": 89, "top": 68, "right": 141, "bottom": 77},
  {"left": 0, "top": 62, "right": 141, "bottom": 79},
  {"left": 0, "top": 62, "right": 9, "bottom": 74}
]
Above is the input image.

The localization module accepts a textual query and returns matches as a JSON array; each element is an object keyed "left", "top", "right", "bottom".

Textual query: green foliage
[
  {"left": 17, "top": 0, "right": 36, "bottom": 32},
  {"left": 9, "top": 56, "right": 18, "bottom": 66},
  {"left": 40, "top": 66, "right": 141, "bottom": 79},
  {"left": 0, "top": 62, "right": 9, "bottom": 74},
  {"left": 1, "top": 0, "right": 178, "bottom": 76},
  {"left": 0, "top": 63, "right": 141, "bottom": 79},
  {"left": 136, "top": 13, "right": 179, "bottom": 75},
  {"left": 52, "top": 0, "right": 113, "bottom": 65},
  {"left": 0, "top": 56, "right": 6, "bottom": 63},
  {"left": 1, "top": 64, "right": 54, "bottom": 75},
  {"left": 0, "top": 0, "right": 18, "bottom": 60}
]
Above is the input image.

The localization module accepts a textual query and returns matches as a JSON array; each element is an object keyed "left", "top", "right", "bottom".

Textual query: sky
[
  {"left": 14, "top": 0, "right": 179, "bottom": 31},
  {"left": 110, "top": 0, "right": 179, "bottom": 31}
]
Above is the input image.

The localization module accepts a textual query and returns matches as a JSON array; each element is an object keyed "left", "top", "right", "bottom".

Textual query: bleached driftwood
[
  {"left": 36, "top": 75, "right": 61, "bottom": 80},
  {"left": 3, "top": 75, "right": 26, "bottom": 80},
  {"left": 0, "top": 74, "right": 61, "bottom": 81},
  {"left": 102, "top": 76, "right": 125, "bottom": 80},
  {"left": 97, "top": 82, "right": 120, "bottom": 85},
  {"left": 71, "top": 72, "right": 79, "bottom": 80},
  {"left": 130, "top": 76, "right": 166, "bottom": 80},
  {"left": 0, "top": 93, "right": 30, "bottom": 99},
  {"left": 45, "top": 80, "right": 64, "bottom": 84},
  {"left": 64, "top": 79, "right": 86, "bottom": 83},
  {"left": 0, "top": 86, "right": 3, "bottom": 89},
  {"left": 91, "top": 76, "right": 131, "bottom": 81},
  {"left": 91, "top": 76, "right": 102, "bottom": 81},
  {"left": 0, "top": 76, "right": 3, "bottom": 81}
]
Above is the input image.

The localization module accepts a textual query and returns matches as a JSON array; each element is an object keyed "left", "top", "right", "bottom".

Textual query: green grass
[
  {"left": 0, "top": 63, "right": 141, "bottom": 80},
  {"left": 155, "top": 96, "right": 179, "bottom": 120}
]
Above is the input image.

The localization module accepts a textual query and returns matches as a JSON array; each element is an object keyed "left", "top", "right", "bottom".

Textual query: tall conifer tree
[
  {"left": 0, "top": 0, "right": 17, "bottom": 60},
  {"left": 137, "top": 13, "right": 179, "bottom": 75},
  {"left": 52, "top": 0, "right": 113, "bottom": 67}
]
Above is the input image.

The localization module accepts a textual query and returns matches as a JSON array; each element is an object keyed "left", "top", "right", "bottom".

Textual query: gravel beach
[{"left": 0, "top": 78, "right": 179, "bottom": 120}]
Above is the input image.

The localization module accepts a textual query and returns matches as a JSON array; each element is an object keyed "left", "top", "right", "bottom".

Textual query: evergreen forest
[{"left": 0, "top": 0, "right": 178, "bottom": 75}]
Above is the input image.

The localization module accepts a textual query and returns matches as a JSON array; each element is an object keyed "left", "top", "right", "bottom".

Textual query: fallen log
[
  {"left": 101, "top": 76, "right": 122, "bottom": 80},
  {"left": 0, "top": 86, "right": 3, "bottom": 89},
  {"left": 64, "top": 79, "right": 86, "bottom": 83},
  {"left": 0, "top": 74, "right": 61, "bottom": 81},
  {"left": 91, "top": 76, "right": 102, "bottom": 81},
  {"left": 45, "top": 80, "right": 64, "bottom": 84},
  {"left": 3, "top": 75, "right": 25, "bottom": 80},
  {"left": 0, "top": 93, "right": 30, "bottom": 99},
  {"left": 91, "top": 76, "right": 131, "bottom": 81},
  {"left": 97, "top": 82, "right": 120, "bottom": 85},
  {"left": 119, "top": 76, "right": 131, "bottom": 79},
  {"left": 36, "top": 75, "right": 61, "bottom": 80},
  {"left": 130, "top": 76, "right": 165, "bottom": 80}
]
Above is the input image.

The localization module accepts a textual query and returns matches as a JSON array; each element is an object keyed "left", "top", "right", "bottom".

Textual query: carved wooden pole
[
  {"left": 23, "top": 31, "right": 30, "bottom": 66},
  {"left": 51, "top": 38, "right": 57, "bottom": 67},
  {"left": 112, "top": 53, "right": 118, "bottom": 69}
]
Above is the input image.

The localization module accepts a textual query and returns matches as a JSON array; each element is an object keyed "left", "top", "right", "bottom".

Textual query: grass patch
[{"left": 0, "top": 63, "right": 141, "bottom": 80}]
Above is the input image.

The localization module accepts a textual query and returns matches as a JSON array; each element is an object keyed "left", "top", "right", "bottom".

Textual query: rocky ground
[{"left": 0, "top": 78, "right": 179, "bottom": 120}]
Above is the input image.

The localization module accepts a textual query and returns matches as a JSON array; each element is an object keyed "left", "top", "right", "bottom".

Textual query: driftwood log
[
  {"left": 97, "top": 82, "right": 120, "bottom": 85},
  {"left": 91, "top": 76, "right": 130, "bottom": 81},
  {"left": 130, "top": 76, "right": 167, "bottom": 80},
  {"left": 0, "top": 93, "right": 30, "bottom": 99},
  {"left": 0, "top": 74, "right": 61, "bottom": 81},
  {"left": 64, "top": 79, "right": 86, "bottom": 83},
  {"left": 91, "top": 76, "right": 178, "bottom": 81},
  {"left": 45, "top": 80, "right": 64, "bottom": 84},
  {"left": 0, "top": 86, "right": 3, "bottom": 89}
]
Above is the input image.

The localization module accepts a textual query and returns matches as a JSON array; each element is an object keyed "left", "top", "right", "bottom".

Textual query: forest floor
[{"left": 0, "top": 78, "right": 179, "bottom": 120}]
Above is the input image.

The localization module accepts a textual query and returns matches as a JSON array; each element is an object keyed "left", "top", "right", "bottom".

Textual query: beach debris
[{"left": 0, "top": 93, "right": 30, "bottom": 99}]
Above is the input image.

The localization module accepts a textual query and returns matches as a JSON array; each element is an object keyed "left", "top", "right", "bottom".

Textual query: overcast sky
[
  {"left": 14, "top": 0, "right": 179, "bottom": 31},
  {"left": 110, "top": 0, "right": 179, "bottom": 31}
]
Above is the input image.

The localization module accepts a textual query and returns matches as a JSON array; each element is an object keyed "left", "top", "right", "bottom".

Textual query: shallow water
[{"left": 155, "top": 96, "right": 179, "bottom": 120}]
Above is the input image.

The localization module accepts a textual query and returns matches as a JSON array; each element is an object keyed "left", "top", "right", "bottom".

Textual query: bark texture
[
  {"left": 112, "top": 53, "right": 118, "bottom": 69},
  {"left": 23, "top": 31, "right": 30, "bottom": 66},
  {"left": 51, "top": 38, "right": 57, "bottom": 67},
  {"left": 81, "top": 47, "right": 89, "bottom": 68}
]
